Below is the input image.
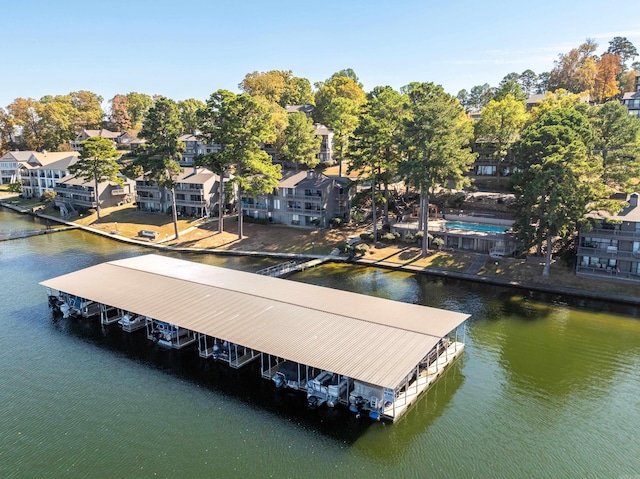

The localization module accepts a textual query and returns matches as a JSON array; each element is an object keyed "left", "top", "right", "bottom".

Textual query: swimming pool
[{"left": 443, "top": 221, "right": 510, "bottom": 233}]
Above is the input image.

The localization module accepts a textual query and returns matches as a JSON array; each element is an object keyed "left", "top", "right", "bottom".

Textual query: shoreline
[{"left": 3, "top": 200, "right": 640, "bottom": 307}]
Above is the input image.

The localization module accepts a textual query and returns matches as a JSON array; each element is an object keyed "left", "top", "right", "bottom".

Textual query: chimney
[{"left": 629, "top": 192, "right": 639, "bottom": 208}]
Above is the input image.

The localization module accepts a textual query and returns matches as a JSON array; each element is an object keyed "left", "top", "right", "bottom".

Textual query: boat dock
[
  {"left": 256, "top": 258, "right": 328, "bottom": 277},
  {"left": 41, "top": 254, "right": 468, "bottom": 422},
  {"left": 0, "top": 225, "right": 78, "bottom": 241}
]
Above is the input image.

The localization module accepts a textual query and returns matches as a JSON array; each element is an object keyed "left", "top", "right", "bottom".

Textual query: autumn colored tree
[
  {"left": 0, "top": 107, "right": 16, "bottom": 154},
  {"left": 239, "top": 70, "right": 314, "bottom": 107},
  {"left": 548, "top": 40, "right": 598, "bottom": 94},
  {"left": 109, "top": 94, "right": 132, "bottom": 131},
  {"left": 39, "top": 96, "right": 76, "bottom": 151},
  {"left": 70, "top": 90, "right": 104, "bottom": 129},
  {"left": 69, "top": 136, "right": 122, "bottom": 220},
  {"left": 313, "top": 70, "right": 366, "bottom": 127},
  {"left": 591, "top": 53, "right": 622, "bottom": 103},
  {"left": 7, "top": 98, "right": 46, "bottom": 150},
  {"left": 474, "top": 93, "right": 527, "bottom": 169}
]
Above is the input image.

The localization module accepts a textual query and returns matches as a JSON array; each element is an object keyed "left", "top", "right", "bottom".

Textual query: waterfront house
[
  {"left": 53, "top": 174, "right": 134, "bottom": 216},
  {"left": 72, "top": 129, "right": 132, "bottom": 151},
  {"left": 576, "top": 192, "right": 640, "bottom": 284},
  {"left": 0, "top": 151, "right": 34, "bottom": 185},
  {"left": 135, "top": 167, "right": 226, "bottom": 218},
  {"left": 178, "top": 132, "right": 220, "bottom": 167},
  {"left": 19, "top": 151, "right": 79, "bottom": 199},
  {"left": 621, "top": 73, "right": 640, "bottom": 118},
  {"left": 241, "top": 169, "right": 350, "bottom": 228}
]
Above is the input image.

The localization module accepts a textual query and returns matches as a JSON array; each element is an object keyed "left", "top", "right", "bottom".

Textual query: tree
[
  {"left": 400, "top": 82, "right": 476, "bottom": 257},
  {"left": 0, "top": 107, "right": 15, "bottom": 154},
  {"left": 178, "top": 98, "right": 205, "bottom": 134},
  {"left": 590, "top": 101, "right": 640, "bottom": 193},
  {"left": 135, "top": 97, "right": 184, "bottom": 239},
  {"left": 548, "top": 39, "right": 598, "bottom": 94},
  {"left": 348, "top": 86, "right": 408, "bottom": 237},
  {"left": 283, "top": 76, "right": 314, "bottom": 106},
  {"left": 197, "top": 90, "right": 281, "bottom": 239},
  {"left": 314, "top": 71, "right": 366, "bottom": 176},
  {"left": 606, "top": 37, "right": 638, "bottom": 70},
  {"left": 474, "top": 93, "right": 527, "bottom": 171},
  {"left": 239, "top": 70, "right": 314, "bottom": 107},
  {"left": 39, "top": 97, "right": 76, "bottom": 151},
  {"left": 126, "top": 92, "right": 154, "bottom": 129},
  {"left": 519, "top": 70, "right": 538, "bottom": 95},
  {"left": 592, "top": 53, "right": 622, "bottom": 103},
  {"left": 313, "top": 71, "right": 366, "bottom": 127},
  {"left": 456, "top": 89, "right": 469, "bottom": 111},
  {"left": 70, "top": 90, "right": 104, "bottom": 129},
  {"left": 511, "top": 107, "right": 611, "bottom": 275},
  {"left": 536, "top": 72, "right": 551, "bottom": 93},
  {"left": 69, "top": 136, "right": 122, "bottom": 220},
  {"left": 281, "top": 112, "right": 321, "bottom": 171},
  {"left": 467, "top": 83, "right": 495, "bottom": 111},
  {"left": 109, "top": 94, "right": 132, "bottom": 131},
  {"left": 493, "top": 80, "right": 527, "bottom": 103},
  {"left": 8, "top": 98, "right": 45, "bottom": 150}
]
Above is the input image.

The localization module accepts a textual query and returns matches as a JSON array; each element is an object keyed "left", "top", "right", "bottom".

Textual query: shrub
[
  {"left": 40, "top": 190, "right": 56, "bottom": 203},
  {"left": 354, "top": 243, "right": 369, "bottom": 255},
  {"left": 7, "top": 182, "right": 22, "bottom": 193},
  {"left": 330, "top": 217, "right": 342, "bottom": 228},
  {"left": 380, "top": 232, "right": 396, "bottom": 243},
  {"left": 360, "top": 232, "right": 374, "bottom": 242},
  {"left": 431, "top": 236, "right": 445, "bottom": 250}
]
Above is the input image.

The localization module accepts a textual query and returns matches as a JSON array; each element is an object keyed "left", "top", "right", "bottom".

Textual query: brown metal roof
[{"left": 41, "top": 254, "right": 469, "bottom": 389}]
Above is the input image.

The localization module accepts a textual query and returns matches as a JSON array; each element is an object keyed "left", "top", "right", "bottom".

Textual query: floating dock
[{"left": 41, "top": 254, "right": 468, "bottom": 422}]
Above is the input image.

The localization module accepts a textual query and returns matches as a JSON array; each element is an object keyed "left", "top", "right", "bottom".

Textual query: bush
[
  {"left": 360, "top": 232, "right": 374, "bottom": 242},
  {"left": 330, "top": 217, "right": 342, "bottom": 228},
  {"left": 354, "top": 243, "right": 369, "bottom": 256},
  {"left": 380, "top": 232, "right": 397, "bottom": 243},
  {"left": 40, "top": 190, "right": 56, "bottom": 203},
  {"left": 7, "top": 182, "right": 22, "bottom": 193},
  {"left": 431, "top": 236, "right": 445, "bottom": 250}
]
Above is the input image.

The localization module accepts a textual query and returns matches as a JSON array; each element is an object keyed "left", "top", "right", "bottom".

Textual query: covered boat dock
[{"left": 41, "top": 254, "right": 469, "bottom": 422}]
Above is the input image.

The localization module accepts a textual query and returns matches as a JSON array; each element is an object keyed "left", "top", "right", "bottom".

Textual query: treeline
[{"left": 457, "top": 36, "right": 639, "bottom": 112}]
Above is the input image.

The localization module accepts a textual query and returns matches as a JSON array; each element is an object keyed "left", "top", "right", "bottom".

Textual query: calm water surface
[{"left": 1, "top": 207, "right": 639, "bottom": 478}]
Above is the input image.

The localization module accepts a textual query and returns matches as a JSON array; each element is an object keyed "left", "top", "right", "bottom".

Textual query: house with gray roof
[
  {"left": 622, "top": 73, "right": 640, "bottom": 118},
  {"left": 0, "top": 151, "right": 35, "bottom": 185},
  {"left": 576, "top": 192, "right": 640, "bottom": 284},
  {"left": 241, "top": 169, "right": 351, "bottom": 227},
  {"left": 53, "top": 174, "right": 134, "bottom": 216},
  {"left": 19, "top": 151, "right": 79, "bottom": 199}
]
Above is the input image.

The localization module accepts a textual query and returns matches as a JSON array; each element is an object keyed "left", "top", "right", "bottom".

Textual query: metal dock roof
[{"left": 41, "top": 254, "right": 469, "bottom": 389}]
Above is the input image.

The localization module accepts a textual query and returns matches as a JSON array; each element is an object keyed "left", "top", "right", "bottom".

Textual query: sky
[{"left": 3, "top": 0, "right": 640, "bottom": 109}]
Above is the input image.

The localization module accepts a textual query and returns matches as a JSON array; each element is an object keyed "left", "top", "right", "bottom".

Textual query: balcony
[
  {"left": 578, "top": 246, "right": 640, "bottom": 262},
  {"left": 576, "top": 265, "right": 640, "bottom": 284},
  {"left": 111, "top": 188, "right": 127, "bottom": 196},
  {"left": 175, "top": 199, "right": 208, "bottom": 207},
  {"left": 583, "top": 228, "right": 640, "bottom": 241},
  {"left": 136, "top": 184, "right": 160, "bottom": 193},
  {"left": 282, "top": 193, "right": 323, "bottom": 202}
]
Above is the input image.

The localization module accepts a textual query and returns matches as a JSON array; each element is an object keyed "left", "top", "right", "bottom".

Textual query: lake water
[{"left": 2, "top": 206, "right": 640, "bottom": 478}]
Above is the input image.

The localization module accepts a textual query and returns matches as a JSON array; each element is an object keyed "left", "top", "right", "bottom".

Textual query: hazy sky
[{"left": 3, "top": 0, "right": 640, "bottom": 108}]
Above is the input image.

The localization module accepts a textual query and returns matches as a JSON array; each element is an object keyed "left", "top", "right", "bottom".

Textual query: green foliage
[
  {"left": 359, "top": 232, "right": 374, "bottom": 242},
  {"left": 511, "top": 105, "right": 610, "bottom": 274},
  {"left": 330, "top": 217, "right": 342, "bottom": 228},
  {"left": 589, "top": 101, "right": 640, "bottom": 193},
  {"left": 281, "top": 112, "right": 321, "bottom": 169},
  {"left": 380, "top": 232, "right": 397, "bottom": 243},
  {"left": 475, "top": 93, "right": 528, "bottom": 163},
  {"left": 7, "top": 182, "right": 22, "bottom": 193},
  {"left": 354, "top": 243, "right": 369, "bottom": 255},
  {"left": 431, "top": 236, "right": 445, "bottom": 250},
  {"left": 69, "top": 136, "right": 122, "bottom": 219},
  {"left": 126, "top": 92, "right": 154, "bottom": 128},
  {"left": 178, "top": 98, "right": 206, "bottom": 135}
]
